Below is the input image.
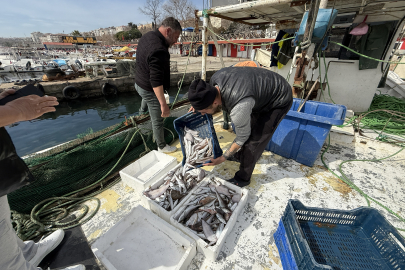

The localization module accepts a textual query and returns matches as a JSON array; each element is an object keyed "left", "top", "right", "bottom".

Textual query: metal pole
[
  {"left": 319, "top": 0, "right": 328, "bottom": 9},
  {"left": 197, "top": 0, "right": 293, "bottom": 17},
  {"left": 201, "top": 15, "right": 209, "bottom": 81},
  {"left": 292, "top": 0, "right": 320, "bottom": 98}
]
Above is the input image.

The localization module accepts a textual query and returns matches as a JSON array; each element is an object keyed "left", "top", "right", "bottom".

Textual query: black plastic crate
[
  {"left": 173, "top": 112, "right": 223, "bottom": 166},
  {"left": 282, "top": 199, "right": 405, "bottom": 270}
]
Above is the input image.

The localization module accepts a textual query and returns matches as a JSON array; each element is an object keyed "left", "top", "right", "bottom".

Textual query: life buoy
[
  {"left": 62, "top": 86, "right": 80, "bottom": 100},
  {"left": 26, "top": 61, "right": 31, "bottom": 70},
  {"left": 101, "top": 83, "right": 118, "bottom": 96}
]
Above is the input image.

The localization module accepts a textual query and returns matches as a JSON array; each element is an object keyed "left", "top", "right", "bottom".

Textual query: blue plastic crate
[
  {"left": 274, "top": 220, "right": 299, "bottom": 270},
  {"left": 173, "top": 112, "right": 223, "bottom": 166},
  {"left": 297, "top": 9, "right": 339, "bottom": 42},
  {"left": 281, "top": 199, "right": 405, "bottom": 270},
  {"left": 266, "top": 98, "right": 346, "bottom": 167}
]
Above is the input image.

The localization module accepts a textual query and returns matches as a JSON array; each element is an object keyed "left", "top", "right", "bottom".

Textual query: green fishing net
[{"left": 8, "top": 117, "right": 178, "bottom": 214}]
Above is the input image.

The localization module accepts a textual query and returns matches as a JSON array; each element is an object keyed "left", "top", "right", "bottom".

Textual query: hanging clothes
[
  {"left": 277, "top": 33, "right": 294, "bottom": 69},
  {"left": 270, "top": 30, "right": 286, "bottom": 67}
]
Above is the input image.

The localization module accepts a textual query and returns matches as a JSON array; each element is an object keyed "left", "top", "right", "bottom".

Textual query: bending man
[{"left": 188, "top": 66, "right": 293, "bottom": 187}]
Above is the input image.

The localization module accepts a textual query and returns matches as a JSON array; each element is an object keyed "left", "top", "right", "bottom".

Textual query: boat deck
[{"left": 78, "top": 111, "right": 405, "bottom": 270}]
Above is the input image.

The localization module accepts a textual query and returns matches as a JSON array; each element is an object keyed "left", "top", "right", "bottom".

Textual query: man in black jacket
[
  {"left": 188, "top": 67, "right": 293, "bottom": 187},
  {"left": 135, "top": 17, "right": 181, "bottom": 153}
]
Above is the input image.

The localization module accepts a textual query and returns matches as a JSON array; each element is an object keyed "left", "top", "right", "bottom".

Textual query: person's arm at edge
[
  {"left": 0, "top": 105, "right": 22, "bottom": 127},
  {"left": 0, "top": 94, "right": 58, "bottom": 128}
]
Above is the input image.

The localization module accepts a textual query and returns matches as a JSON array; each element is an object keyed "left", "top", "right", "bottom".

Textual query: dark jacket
[
  {"left": 0, "top": 127, "right": 34, "bottom": 197},
  {"left": 135, "top": 29, "right": 171, "bottom": 91},
  {"left": 209, "top": 66, "right": 292, "bottom": 113}
]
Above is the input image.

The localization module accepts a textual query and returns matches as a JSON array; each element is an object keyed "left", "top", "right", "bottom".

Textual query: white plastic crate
[
  {"left": 170, "top": 175, "right": 249, "bottom": 261},
  {"left": 119, "top": 150, "right": 177, "bottom": 193},
  {"left": 91, "top": 205, "right": 196, "bottom": 270},
  {"left": 142, "top": 170, "right": 204, "bottom": 223}
]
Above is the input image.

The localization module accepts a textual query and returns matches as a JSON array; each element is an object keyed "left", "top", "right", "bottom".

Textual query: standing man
[
  {"left": 135, "top": 17, "right": 182, "bottom": 153},
  {"left": 188, "top": 66, "right": 293, "bottom": 187}
]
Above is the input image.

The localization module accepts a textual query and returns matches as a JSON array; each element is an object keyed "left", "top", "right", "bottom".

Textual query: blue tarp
[
  {"left": 182, "top": 27, "right": 194, "bottom": 32},
  {"left": 52, "top": 59, "right": 67, "bottom": 66}
]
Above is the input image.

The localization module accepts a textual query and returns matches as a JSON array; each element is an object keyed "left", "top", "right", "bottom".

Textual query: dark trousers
[{"left": 234, "top": 100, "right": 293, "bottom": 183}]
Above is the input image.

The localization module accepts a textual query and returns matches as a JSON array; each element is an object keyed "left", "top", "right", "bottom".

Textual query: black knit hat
[{"left": 188, "top": 79, "right": 217, "bottom": 110}]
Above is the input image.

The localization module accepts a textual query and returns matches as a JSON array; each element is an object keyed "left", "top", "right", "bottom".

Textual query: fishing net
[
  {"left": 8, "top": 117, "right": 178, "bottom": 214},
  {"left": 116, "top": 60, "right": 132, "bottom": 77}
]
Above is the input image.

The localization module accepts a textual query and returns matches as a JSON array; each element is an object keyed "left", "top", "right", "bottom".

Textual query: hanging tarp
[
  {"left": 52, "top": 59, "right": 67, "bottom": 66},
  {"left": 113, "top": 46, "right": 130, "bottom": 52}
]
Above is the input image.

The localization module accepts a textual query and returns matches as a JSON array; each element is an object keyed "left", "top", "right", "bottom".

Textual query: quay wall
[{"left": 0, "top": 71, "right": 216, "bottom": 100}]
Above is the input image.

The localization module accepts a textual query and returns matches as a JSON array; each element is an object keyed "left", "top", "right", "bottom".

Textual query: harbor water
[{"left": 6, "top": 86, "right": 189, "bottom": 157}]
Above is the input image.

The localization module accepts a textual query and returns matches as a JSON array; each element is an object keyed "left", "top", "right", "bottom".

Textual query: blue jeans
[{"left": 135, "top": 83, "right": 166, "bottom": 149}]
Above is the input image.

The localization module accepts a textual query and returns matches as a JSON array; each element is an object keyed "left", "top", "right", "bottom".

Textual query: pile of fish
[
  {"left": 143, "top": 163, "right": 206, "bottom": 211},
  {"left": 183, "top": 127, "right": 213, "bottom": 166},
  {"left": 173, "top": 177, "right": 242, "bottom": 246}
]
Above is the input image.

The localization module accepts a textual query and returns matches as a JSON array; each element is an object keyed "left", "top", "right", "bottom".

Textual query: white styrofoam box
[
  {"left": 92, "top": 205, "right": 196, "bottom": 270},
  {"left": 142, "top": 171, "right": 203, "bottom": 223},
  {"left": 119, "top": 150, "right": 177, "bottom": 193},
  {"left": 170, "top": 175, "right": 249, "bottom": 261}
]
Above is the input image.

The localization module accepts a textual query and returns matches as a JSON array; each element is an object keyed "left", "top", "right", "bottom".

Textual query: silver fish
[
  {"left": 144, "top": 181, "right": 170, "bottom": 199},
  {"left": 197, "top": 211, "right": 209, "bottom": 222},
  {"left": 168, "top": 192, "right": 174, "bottom": 210},
  {"left": 178, "top": 204, "right": 200, "bottom": 223},
  {"left": 198, "top": 169, "right": 206, "bottom": 181},
  {"left": 216, "top": 223, "right": 225, "bottom": 239},
  {"left": 199, "top": 195, "right": 216, "bottom": 206},
  {"left": 185, "top": 132, "right": 194, "bottom": 143},
  {"left": 175, "top": 175, "right": 186, "bottom": 191},
  {"left": 202, "top": 219, "right": 218, "bottom": 245},
  {"left": 230, "top": 202, "right": 238, "bottom": 211},
  {"left": 216, "top": 185, "right": 232, "bottom": 197},
  {"left": 232, "top": 194, "right": 242, "bottom": 203},
  {"left": 216, "top": 213, "right": 227, "bottom": 224},
  {"left": 173, "top": 204, "right": 187, "bottom": 220},
  {"left": 185, "top": 213, "right": 198, "bottom": 226},
  {"left": 206, "top": 214, "right": 215, "bottom": 224},
  {"left": 214, "top": 189, "right": 227, "bottom": 208}
]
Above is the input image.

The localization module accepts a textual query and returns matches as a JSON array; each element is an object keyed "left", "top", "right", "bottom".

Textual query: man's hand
[
  {"left": 5, "top": 95, "right": 58, "bottom": 121},
  {"left": 161, "top": 103, "right": 170, "bottom": 117},
  {"left": 0, "top": 89, "right": 16, "bottom": 100},
  {"left": 204, "top": 155, "right": 226, "bottom": 166},
  {"left": 188, "top": 106, "right": 195, "bottom": 113}
]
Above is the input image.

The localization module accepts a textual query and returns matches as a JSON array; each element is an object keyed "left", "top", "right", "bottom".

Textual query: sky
[{"left": 1, "top": 0, "right": 205, "bottom": 38}]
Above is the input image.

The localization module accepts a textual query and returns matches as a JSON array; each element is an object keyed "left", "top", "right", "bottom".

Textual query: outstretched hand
[
  {"left": 6, "top": 95, "right": 59, "bottom": 121},
  {"left": 203, "top": 156, "right": 226, "bottom": 166}
]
